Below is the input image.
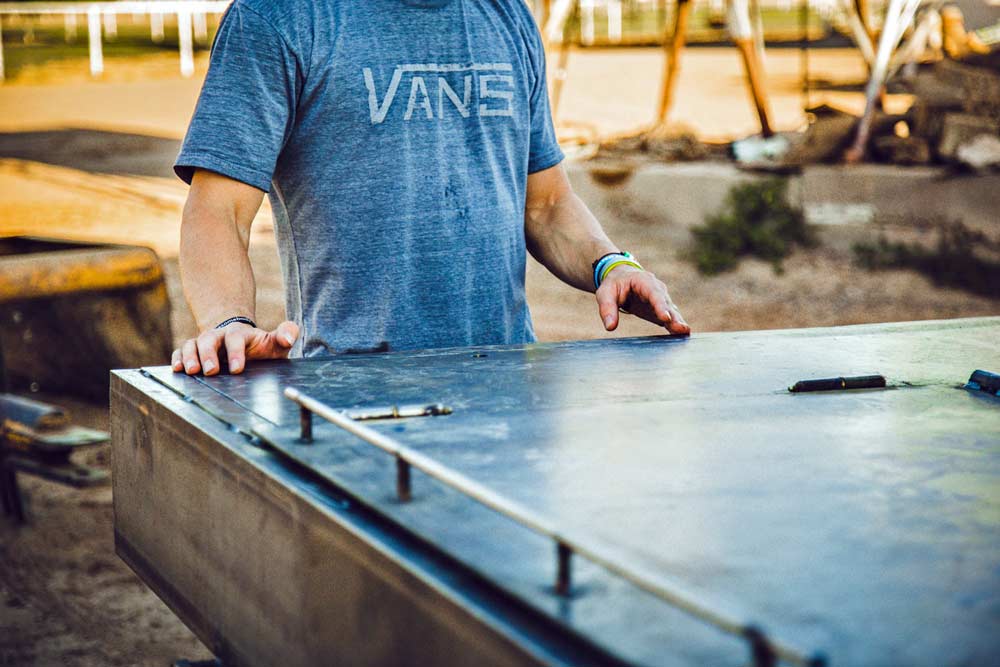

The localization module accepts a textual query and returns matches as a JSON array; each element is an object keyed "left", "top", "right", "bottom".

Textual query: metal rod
[
  {"left": 298, "top": 405, "right": 312, "bottom": 443},
  {"left": 396, "top": 457, "right": 411, "bottom": 502},
  {"left": 283, "top": 387, "right": 823, "bottom": 667},
  {"left": 555, "top": 541, "right": 572, "bottom": 596}
]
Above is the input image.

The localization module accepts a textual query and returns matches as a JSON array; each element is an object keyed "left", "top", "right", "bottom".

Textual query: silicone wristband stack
[
  {"left": 593, "top": 252, "right": 643, "bottom": 289},
  {"left": 215, "top": 316, "right": 257, "bottom": 330}
]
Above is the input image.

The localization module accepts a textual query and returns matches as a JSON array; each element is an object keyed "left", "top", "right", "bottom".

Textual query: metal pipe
[
  {"left": 298, "top": 405, "right": 313, "bottom": 443},
  {"left": 555, "top": 541, "right": 572, "bottom": 595},
  {"left": 284, "top": 386, "right": 825, "bottom": 667},
  {"left": 396, "top": 457, "right": 411, "bottom": 502}
]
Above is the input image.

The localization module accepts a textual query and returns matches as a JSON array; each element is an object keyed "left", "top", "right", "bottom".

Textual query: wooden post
[
  {"left": 734, "top": 37, "right": 774, "bottom": 137},
  {"left": 88, "top": 7, "right": 104, "bottom": 77},
  {"left": 64, "top": 13, "right": 78, "bottom": 43},
  {"left": 729, "top": 0, "right": 774, "bottom": 137},
  {"left": 194, "top": 12, "right": 209, "bottom": 44},
  {"left": 550, "top": 0, "right": 579, "bottom": 120},
  {"left": 0, "top": 16, "right": 5, "bottom": 83},
  {"left": 178, "top": 10, "right": 195, "bottom": 78},
  {"left": 608, "top": 0, "right": 623, "bottom": 43},
  {"left": 800, "top": 0, "right": 810, "bottom": 112},
  {"left": 655, "top": 0, "right": 692, "bottom": 126},
  {"left": 581, "top": 0, "right": 595, "bottom": 45},
  {"left": 151, "top": 13, "right": 165, "bottom": 43},
  {"left": 103, "top": 12, "right": 117, "bottom": 41}
]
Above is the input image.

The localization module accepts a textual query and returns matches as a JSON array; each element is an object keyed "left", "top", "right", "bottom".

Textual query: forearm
[
  {"left": 525, "top": 190, "right": 617, "bottom": 293},
  {"left": 179, "top": 178, "right": 259, "bottom": 331}
]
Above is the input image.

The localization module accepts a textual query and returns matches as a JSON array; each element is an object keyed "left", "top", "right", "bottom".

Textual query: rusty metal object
[
  {"left": 0, "top": 393, "right": 109, "bottom": 524},
  {"left": 0, "top": 236, "right": 172, "bottom": 400}
]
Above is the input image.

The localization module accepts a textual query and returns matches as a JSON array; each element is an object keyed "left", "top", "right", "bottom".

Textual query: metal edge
[{"left": 111, "top": 369, "right": 636, "bottom": 667}]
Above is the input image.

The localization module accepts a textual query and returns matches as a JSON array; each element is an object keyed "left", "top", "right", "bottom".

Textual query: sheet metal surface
[{"left": 144, "top": 318, "right": 1000, "bottom": 666}]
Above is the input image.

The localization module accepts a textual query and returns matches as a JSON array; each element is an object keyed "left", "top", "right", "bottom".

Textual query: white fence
[{"left": 0, "top": 1, "right": 231, "bottom": 82}]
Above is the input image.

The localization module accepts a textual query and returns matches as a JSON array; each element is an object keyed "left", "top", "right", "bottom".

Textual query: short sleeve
[
  {"left": 525, "top": 21, "right": 564, "bottom": 174},
  {"left": 174, "top": 3, "right": 300, "bottom": 192}
]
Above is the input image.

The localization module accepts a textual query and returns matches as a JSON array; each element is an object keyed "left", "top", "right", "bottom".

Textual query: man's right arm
[{"left": 172, "top": 169, "right": 299, "bottom": 376}]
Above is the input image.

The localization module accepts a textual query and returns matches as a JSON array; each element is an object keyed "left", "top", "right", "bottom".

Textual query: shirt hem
[
  {"left": 174, "top": 151, "right": 273, "bottom": 193},
  {"left": 527, "top": 149, "right": 565, "bottom": 175}
]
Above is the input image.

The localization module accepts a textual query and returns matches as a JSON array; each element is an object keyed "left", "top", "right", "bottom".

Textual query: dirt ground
[{"left": 1, "top": 47, "right": 998, "bottom": 667}]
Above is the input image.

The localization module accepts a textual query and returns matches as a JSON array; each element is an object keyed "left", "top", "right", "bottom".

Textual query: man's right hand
[{"left": 171, "top": 320, "right": 300, "bottom": 376}]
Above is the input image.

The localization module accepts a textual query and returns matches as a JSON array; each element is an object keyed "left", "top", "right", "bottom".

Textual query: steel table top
[{"left": 142, "top": 317, "right": 1000, "bottom": 666}]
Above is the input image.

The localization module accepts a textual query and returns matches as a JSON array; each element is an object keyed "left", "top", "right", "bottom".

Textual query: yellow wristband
[{"left": 600, "top": 259, "right": 644, "bottom": 283}]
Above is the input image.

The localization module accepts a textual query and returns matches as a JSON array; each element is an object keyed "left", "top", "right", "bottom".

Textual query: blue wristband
[{"left": 593, "top": 252, "right": 640, "bottom": 289}]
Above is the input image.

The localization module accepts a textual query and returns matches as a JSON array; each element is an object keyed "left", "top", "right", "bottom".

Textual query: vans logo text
[{"left": 363, "top": 63, "right": 515, "bottom": 124}]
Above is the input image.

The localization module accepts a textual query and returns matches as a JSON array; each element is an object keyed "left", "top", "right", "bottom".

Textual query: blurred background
[{"left": 0, "top": 0, "right": 997, "bottom": 664}]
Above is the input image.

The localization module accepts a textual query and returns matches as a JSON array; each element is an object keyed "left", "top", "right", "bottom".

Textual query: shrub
[
  {"left": 853, "top": 220, "right": 1000, "bottom": 298},
  {"left": 690, "top": 179, "right": 815, "bottom": 275}
]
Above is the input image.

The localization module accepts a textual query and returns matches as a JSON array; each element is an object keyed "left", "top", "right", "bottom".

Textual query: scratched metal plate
[{"left": 144, "top": 318, "right": 1000, "bottom": 666}]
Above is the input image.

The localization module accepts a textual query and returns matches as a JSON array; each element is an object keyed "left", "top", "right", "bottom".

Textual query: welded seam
[{"left": 138, "top": 369, "right": 272, "bottom": 448}]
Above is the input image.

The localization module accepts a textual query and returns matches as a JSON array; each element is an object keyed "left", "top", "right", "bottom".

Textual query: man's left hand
[{"left": 596, "top": 266, "right": 690, "bottom": 335}]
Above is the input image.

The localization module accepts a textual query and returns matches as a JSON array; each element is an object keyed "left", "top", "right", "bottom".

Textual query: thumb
[
  {"left": 596, "top": 285, "right": 620, "bottom": 331},
  {"left": 274, "top": 320, "right": 300, "bottom": 349}
]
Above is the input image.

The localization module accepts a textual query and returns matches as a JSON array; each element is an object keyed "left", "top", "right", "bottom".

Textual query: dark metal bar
[
  {"left": 283, "top": 386, "right": 821, "bottom": 667},
  {"left": 789, "top": 375, "right": 886, "bottom": 393},
  {"left": 299, "top": 405, "right": 313, "bottom": 443},
  {"left": 555, "top": 541, "right": 572, "bottom": 596},
  {"left": 396, "top": 457, "right": 411, "bottom": 502},
  {"left": 745, "top": 625, "right": 779, "bottom": 667}
]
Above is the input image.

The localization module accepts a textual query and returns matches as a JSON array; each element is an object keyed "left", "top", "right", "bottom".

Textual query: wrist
[
  {"left": 214, "top": 315, "right": 257, "bottom": 331},
  {"left": 604, "top": 263, "right": 643, "bottom": 280},
  {"left": 592, "top": 251, "right": 643, "bottom": 290}
]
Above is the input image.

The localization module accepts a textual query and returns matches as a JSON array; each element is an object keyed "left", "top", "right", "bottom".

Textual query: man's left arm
[{"left": 524, "top": 163, "right": 690, "bottom": 335}]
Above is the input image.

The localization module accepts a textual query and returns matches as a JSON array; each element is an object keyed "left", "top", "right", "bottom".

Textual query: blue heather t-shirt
[{"left": 175, "top": 0, "right": 564, "bottom": 356}]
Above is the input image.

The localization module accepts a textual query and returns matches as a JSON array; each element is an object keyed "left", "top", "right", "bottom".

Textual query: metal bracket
[{"left": 297, "top": 402, "right": 451, "bottom": 445}]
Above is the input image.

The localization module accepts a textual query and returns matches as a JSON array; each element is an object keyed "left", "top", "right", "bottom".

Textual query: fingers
[
  {"left": 245, "top": 320, "right": 300, "bottom": 361},
  {"left": 596, "top": 284, "right": 621, "bottom": 331},
  {"left": 173, "top": 320, "right": 300, "bottom": 376},
  {"left": 224, "top": 328, "right": 248, "bottom": 374},
  {"left": 602, "top": 271, "right": 692, "bottom": 336},
  {"left": 665, "top": 307, "right": 691, "bottom": 335},
  {"left": 181, "top": 338, "right": 200, "bottom": 375},
  {"left": 196, "top": 331, "right": 224, "bottom": 376}
]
